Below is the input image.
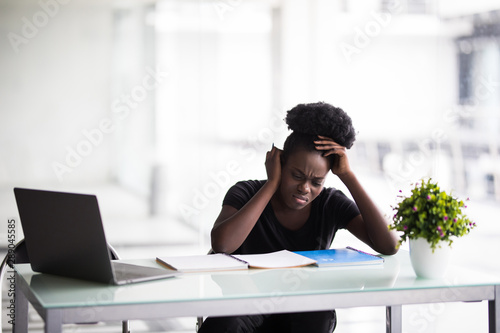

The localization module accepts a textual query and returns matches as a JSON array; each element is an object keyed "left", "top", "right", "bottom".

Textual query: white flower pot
[{"left": 409, "top": 238, "right": 452, "bottom": 279}]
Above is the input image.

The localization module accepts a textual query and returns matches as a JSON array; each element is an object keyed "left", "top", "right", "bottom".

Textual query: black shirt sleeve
[{"left": 222, "top": 180, "right": 265, "bottom": 209}]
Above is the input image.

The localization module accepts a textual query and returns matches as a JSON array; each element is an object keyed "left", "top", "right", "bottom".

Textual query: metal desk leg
[
  {"left": 44, "top": 309, "right": 63, "bottom": 333},
  {"left": 13, "top": 284, "right": 28, "bottom": 333},
  {"left": 489, "top": 285, "right": 500, "bottom": 333},
  {"left": 386, "top": 305, "right": 402, "bottom": 333}
]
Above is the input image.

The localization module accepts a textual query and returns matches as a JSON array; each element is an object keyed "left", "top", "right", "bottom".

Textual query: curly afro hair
[
  {"left": 285, "top": 102, "right": 356, "bottom": 149},
  {"left": 282, "top": 102, "right": 356, "bottom": 166}
]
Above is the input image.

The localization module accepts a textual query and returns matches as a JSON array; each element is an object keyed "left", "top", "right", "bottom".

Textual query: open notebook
[
  {"left": 157, "top": 247, "right": 384, "bottom": 272},
  {"left": 156, "top": 250, "right": 317, "bottom": 272}
]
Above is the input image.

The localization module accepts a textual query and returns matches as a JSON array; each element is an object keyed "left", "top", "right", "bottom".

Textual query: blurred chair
[{"left": 0, "top": 239, "right": 130, "bottom": 333}]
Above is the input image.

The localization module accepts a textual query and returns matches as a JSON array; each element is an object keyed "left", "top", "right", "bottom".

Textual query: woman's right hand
[{"left": 265, "top": 145, "right": 282, "bottom": 186}]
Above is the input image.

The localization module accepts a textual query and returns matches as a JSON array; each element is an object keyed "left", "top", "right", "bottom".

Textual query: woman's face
[{"left": 278, "top": 149, "right": 330, "bottom": 210}]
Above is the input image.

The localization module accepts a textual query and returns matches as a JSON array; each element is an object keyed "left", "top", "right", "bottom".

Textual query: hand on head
[
  {"left": 314, "top": 135, "right": 351, "bottom": 176},
  {"left": 265, "top": 145, "right": 282, "bottom": 186}
]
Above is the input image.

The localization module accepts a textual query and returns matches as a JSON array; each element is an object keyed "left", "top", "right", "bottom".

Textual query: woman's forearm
[
  {"left": 210, "top": 180, "right": 279, "bottom": 254},
  {"left": 339, "top": 171, "right": 399, "bottom": 254}
]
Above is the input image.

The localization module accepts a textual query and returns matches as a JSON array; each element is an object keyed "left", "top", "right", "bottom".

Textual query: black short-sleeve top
[{"left": 222, "top": 180, "right": 360, "bottom": 255}]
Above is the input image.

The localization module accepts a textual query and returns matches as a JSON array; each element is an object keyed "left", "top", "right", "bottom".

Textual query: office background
[{"left": 1, "top": 0, "right": 499, "bottom": 332}]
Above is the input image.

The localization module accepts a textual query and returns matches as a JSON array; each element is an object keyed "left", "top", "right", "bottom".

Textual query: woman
[{"left": 199, "top": 102, "right": 399, "bottom": 333}]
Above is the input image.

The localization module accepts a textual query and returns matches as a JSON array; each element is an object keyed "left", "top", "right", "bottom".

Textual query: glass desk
[{"left": 13, "top": 251, "right": 500, "bottom": 333}]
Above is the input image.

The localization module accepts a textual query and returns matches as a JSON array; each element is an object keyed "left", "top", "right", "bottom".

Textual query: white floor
[{"left": 1, "top": 179, "right": 499, "bottom": 332}]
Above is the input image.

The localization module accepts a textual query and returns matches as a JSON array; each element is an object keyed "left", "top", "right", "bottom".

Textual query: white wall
[{"left": 0, "top": 0, "right": 114, "bottom": 188}]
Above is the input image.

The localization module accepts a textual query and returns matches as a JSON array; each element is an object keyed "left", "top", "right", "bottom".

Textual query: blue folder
[{"left": 295, "top": 247, "right": 384, "bottom": 267}]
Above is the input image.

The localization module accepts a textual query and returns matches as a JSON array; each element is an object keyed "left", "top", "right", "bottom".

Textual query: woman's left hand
[{"left": 314, "top": 135, "right": 351, "bottom": 176}]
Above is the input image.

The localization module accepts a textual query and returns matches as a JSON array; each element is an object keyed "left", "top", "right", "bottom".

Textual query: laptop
[{"left": 14, "top": 187, "right": 177, "bottom": 285}]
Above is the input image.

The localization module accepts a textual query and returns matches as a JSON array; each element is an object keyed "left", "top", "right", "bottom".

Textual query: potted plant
[{"left": 389, "top": 178, "right": 476, "bottom": 278}]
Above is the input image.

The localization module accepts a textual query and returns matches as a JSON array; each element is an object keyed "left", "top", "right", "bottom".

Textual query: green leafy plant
[{"left": 389, "top": 178, "right": 476, "bottom": 251}]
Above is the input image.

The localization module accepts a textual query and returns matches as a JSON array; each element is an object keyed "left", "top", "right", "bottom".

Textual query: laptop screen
[{"left": 14, "top": 188, "right": 116, "bottom": 284}]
